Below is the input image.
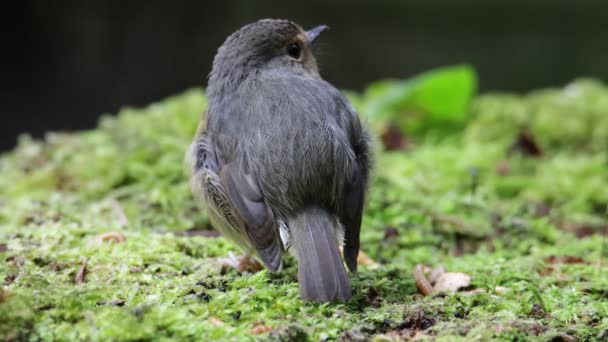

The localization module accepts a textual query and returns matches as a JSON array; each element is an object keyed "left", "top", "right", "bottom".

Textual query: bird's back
[{"left": 207, "top": 73, "right": 359, "bottom": 215}]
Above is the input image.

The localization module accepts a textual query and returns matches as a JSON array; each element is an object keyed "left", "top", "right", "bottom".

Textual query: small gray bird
[{"left": 188, "top": 19, "right": 371, "bottom": 302}]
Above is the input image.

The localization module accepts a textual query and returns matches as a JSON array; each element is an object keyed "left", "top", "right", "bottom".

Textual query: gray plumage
[{"left": 188, "top": 19, "right": 371, "bottom": 302}]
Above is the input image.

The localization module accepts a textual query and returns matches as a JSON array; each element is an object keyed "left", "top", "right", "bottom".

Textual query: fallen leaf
[
  {"left": 75, "top": 259, "right": 88, "bottom": 284},
  {"left": 433, "top": 272, "right": 471, "bottom": 292},
  {"left": 0, "top": 243, "right": 7, "bottom": 253},
  {"left": 546, "top": 256, "right": 586, "bottom": 264},
  {"left": 383, "top": 226, "right": 399, "bottom": 240},
  {"left": 93, "top": 232, "right": 127, "bottom": 243},
  {"left": 380, "top": 124, "right": 411, "bottom": 151},
  {"left": 338, "top": 247, "right": 378, "bottom": 266},
  {"left": 508, "top": 126, "right": 543, "bottom": 157},
  {"left": 236, "top": 256, "right": 264, "bottom": 273},
  {"left": 427, "top": 265, "right": 446, "bottom": 284},
  {"left": 413, "top": 264, "right": 472, "bottom": 295},
  {"left": 357, "top": 250, "right": 378, "bottom": 266},
  {"left": 209, "top": 316, "right": 224, "bottom": 327},
  {"left": 250, "top": 322, "right": 273, "bottom": 335},
  {"left": 3, "top": 273, "right": 16, "bottom": 286},
  {"left": 556, "top": 221, "right": 606, "bottom": 238},
  {"left": 217, "top": 254, "right": 264, "bottom": 274},
  {"left": 495, "top": 286, "right": 509, "bottom": 295}
]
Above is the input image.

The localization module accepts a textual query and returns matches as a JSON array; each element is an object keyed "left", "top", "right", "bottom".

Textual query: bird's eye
[{"left": 286, "top": 43, "right": 301, "bottom": 59}]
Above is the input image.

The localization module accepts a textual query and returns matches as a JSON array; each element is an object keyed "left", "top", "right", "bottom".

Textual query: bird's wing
[
  {"left": 339, "top": 108, "right": 371, "bottom": 273},
  {"left": 219, "top": 160, "right": 283, "bottom": 271},
  {"left": 192, "top": 135, "right": 282, "bottom": 271}
]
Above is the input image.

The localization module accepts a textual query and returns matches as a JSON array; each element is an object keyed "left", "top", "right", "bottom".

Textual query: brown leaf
[
  {"left": 508, "top": 126, "right": 543, "bottom": 157},
  {"left": 557, "top": 222, "right": 606, "bottom": 238},
  {"left": 413, "top": 264, "right": 472, "bottom": 295},
  {"left": 209, "top": 316, "right": 225, "bottom": 327},
  {"left": 383, "top": 226, "right": 399, "bottom": 240},
  {"left": 236, "top": 256, "right": 264, "bottom": 273},
  {"left": 250, "top": 322, "right": 273, "bottom": 335},
  {"left": 3, "top": 273, "right": 16, "bottom": 286},
  {"left": 380, "top": 124, "right": 411, "bottom": 151},
  {"left": 357, "top": 250, "right": 378, "bottom": 266},
  {"left": 93, "top": 232, "right": 127, "bottom": 243},
  {"left": 433, "top": 272, "right": 471, "bottom": 292},
  {"left": 75, "top": 259, "right": 88, "bottom": 284},
  {"left": 0, "top": 243, "right": 7, "bottom": 253},
  {"left": 338, "top": 247, "right": 378, "bottom": 266},
  {"left": 545, "top": 255, "right": 586, "bottom": 264},
  {"left": 0, "top": 287, "right": 14, "bottom": 303}
]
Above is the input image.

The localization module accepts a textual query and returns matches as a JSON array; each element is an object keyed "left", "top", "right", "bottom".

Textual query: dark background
[{"left": 3, "top": 0, "right": 608, "bottom": 151}]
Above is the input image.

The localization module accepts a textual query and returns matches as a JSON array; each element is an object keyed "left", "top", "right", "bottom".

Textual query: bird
[{"left": 187, "top": 19, "right": 371, "bottom": 302}]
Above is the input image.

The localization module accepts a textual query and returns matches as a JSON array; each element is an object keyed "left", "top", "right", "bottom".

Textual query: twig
[
  {"left": 75, "top": 258, "right": 89, "bottom": 284},
  {"left": 413, "top": 264, "right": 433, "bottom": 296}
]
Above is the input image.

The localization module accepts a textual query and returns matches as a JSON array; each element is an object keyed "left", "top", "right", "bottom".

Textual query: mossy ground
[{"left": 1, "top": 79, "right": 607, "bottom": 341}]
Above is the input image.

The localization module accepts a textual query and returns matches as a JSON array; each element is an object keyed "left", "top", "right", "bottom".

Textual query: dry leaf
[
  {"left": 495, "top": 286, "right": 509, "bottom": 295},
  {"left": 508, "top": 126, "right": 543, "bottom": 157},
  {"left": 250, "top": 322, "right": 273, "bottom": 334},
  {"left": 413, "top": 264, "right": 472, "bottom": 295},
  {"left": 209, "top": 316, "right": 224, "bottom": 327},
  {"left": 545, "top": 255, "right": 585, "bottom": 264},
  {"left": 339, "top": 247, "right": 378, "bottom": 266},
  {"left": 433, "top": 272, "right": 471, "bottom": 292},
  {"left": 93, "top": 232, "right": 127, "bottom": 243},
  {"left": 357, "top": 250, "right": 378, "bottom": 266},
  {"left": 236, "top": 256, "right": 264, "bottom": 273},
  {"left": 380, "top": 124, "right": 411, "bottom": 151}
]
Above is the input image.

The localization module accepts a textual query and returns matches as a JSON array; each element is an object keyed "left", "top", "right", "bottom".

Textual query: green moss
[{"left": 1, "top": 79, "right": 607, "bottom": 341}]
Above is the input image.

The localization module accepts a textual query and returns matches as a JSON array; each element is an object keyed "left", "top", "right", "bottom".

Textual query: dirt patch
[{"left": 383, "top": 311, "right": 437, "bottom": 339}]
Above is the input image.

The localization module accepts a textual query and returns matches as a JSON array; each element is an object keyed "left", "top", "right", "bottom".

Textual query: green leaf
[
  {"left": 410, "top": 64, "right": 478, "bottom": 122},
  {"left": 359, "top": 64, "right": 478, "bottom": 135}
]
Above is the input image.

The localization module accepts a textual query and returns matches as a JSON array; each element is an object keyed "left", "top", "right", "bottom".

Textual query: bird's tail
[{"left": 290, "top": 207, "right": 351, "bottom": 302}]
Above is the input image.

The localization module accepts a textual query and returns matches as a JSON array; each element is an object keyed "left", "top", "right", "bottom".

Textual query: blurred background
[{"left": 3, "top": 0, "right": 608, "bottom": 151}]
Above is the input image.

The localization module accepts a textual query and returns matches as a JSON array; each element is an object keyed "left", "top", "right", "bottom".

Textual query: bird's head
[{"left": 209, "top": 19, "right": 329, "bottom": 92}]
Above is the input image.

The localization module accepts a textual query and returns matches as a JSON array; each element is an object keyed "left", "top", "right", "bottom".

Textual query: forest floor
[{"left": 1, "top": 75, "right": 607, "bottom": 341}]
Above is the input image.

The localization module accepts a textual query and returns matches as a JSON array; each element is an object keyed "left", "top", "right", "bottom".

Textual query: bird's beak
[{"left": 306, "top": 25, "right": 329, "bottom": 43}]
